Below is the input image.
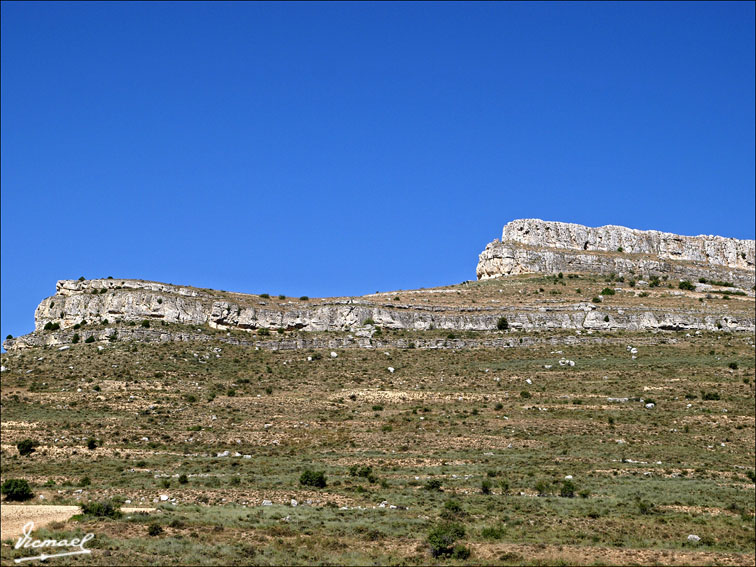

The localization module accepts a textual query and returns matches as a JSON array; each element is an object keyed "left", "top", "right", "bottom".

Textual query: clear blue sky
[{"left": 2, "top": 1, "right": 754, "bottom": 340}]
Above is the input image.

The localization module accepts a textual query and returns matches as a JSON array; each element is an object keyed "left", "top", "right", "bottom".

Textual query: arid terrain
[{"left": 1, "top": 266, "right": 754, "bottom": 565}]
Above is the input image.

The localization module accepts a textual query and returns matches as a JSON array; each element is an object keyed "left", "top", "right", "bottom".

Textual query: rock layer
[
  {"left": 477, "top": 219, "right": 755, "bottom": 286},
  {"left": 3, "top": 276, "right": 753, "bottom": 351}
]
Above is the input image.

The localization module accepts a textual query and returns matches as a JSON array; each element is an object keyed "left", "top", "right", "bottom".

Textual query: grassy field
[{"left": 1, "top": 277, "right": 754, "bottom": 565}]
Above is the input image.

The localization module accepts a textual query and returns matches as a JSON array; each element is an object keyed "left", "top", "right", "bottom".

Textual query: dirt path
[{"left": 1, "top": 505, "right": 153, "bottom": 540}]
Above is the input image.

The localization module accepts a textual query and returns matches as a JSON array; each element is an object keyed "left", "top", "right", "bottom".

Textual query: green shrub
[
  {"left": 72, "top": 333, "right": 80, "bottom": 343},
  {"left": 278, "top": 295, "right": 286, "bottom": 300},
  {"left": 481, "top": 525, "right": 505, "bottom": 539},
  {"left": 259, "top": 293, "right": 270, "bottom": 299},
  {"left": 424, "top": 478, "right": 443, "bottom": 491},
  {"left": 481, "top": 479, "right": 492, "bottom": 494},
  {"left": 560, "top": 479, "right": 576, "bottom": 498},
  {"left": 87, "top": 438, "right": 98, "bottom": 450},
  {"left": 300, "top": 469, "right": 327, "bottom": 488},
  {"left": 6, "top": 334, "right": 12, "bottom": 340},
  {"left": 299, "top": 296, "right": 309, "bottom": 301},
  {"left": 258, "top": 328, "right": 270, "bottom": 336},
  {"left": 592, "top": 296, "right": 602, "bottom": 303},
  {"left": 496, "top": 317, "right": 509, "bottom": 331},
  {"left": 451, "top": 545, "right": 471, "bottom": 559},
  {"left": 179, "top": 474, "right": 189, "bottom": 484},
  {"left": 600, "top": 287, "right": 615, "bottom": 296},
  {"left": 728, "top": 362, "right": 738, "bottom": 370},
  {"left": 141, "top": 320, "right": 150, "bottom": 328},
  {"left": 372, "top": 404, "right": 383, "bottom": 411},
  {"left": 701, "top": 391, "right": 720, "bottom": 401},
  {"left": 520, "top": 391, "right": 531, "bottom": 399},
  {"left": 148, "top": 523, "right": 163, "bottom": 536},
  {"left": 427, "top": 522, "right": 465, "bottom": 557},
  {"left": 1, "top": 479, "right": 34, "bottom": 501},
  {"left": 17, "top": 439, "right": 37, "bottom": 457},
  {"left": 79, "top": 476, "right": 91, "bottom": 487},
  {"left": 85, "top": 336, "right": 95, "bottom": 343},
  {"left": 636, "top": 498, "right": 655, "bottom": 515},
  {"left": 43, "top": 322, "right": 60, "bottom": 331},
  {"left": 78, "top": 276, "right": 85, "bottom": 281},
  {"left": 362, "top": 317, "right": 375, "bottom": 325},
  {"left": 679, "top": 280, "right": 695, "bottom": 291},
  {"left": 81, "top": 499, "right": 121, "bottom": 518},
  {"left": 442, "top": 499, "right": 463, "bottom": 517}
]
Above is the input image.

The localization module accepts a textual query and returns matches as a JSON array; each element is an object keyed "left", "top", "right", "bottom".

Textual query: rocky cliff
[{"left": 477, "top": 219, "right": 755, "bottom": 286}]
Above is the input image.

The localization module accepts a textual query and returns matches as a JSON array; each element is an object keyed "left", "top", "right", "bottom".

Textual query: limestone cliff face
[
  {"left": 477, "top": 219, "right": 755, "bottom": 286},
  {"left": 2, "top": 275, "right": 752, "bottom": 352}
]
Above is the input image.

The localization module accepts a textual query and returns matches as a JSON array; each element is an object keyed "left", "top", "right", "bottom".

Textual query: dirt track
[{"left": 1, "top": 505, "right": 153, "bottom": 540}]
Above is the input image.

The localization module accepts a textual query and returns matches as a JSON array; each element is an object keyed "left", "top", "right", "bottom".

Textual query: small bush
[
  {"left": 600, "top": 288, "right": 615, "bottom": 296},
  {"left": 43, "top": 322, "right": 61, "bottom": 331},
  {"left": 148, "top": 523, "right": 163, "bottom": 536},
  {"left": 496, "top": 317, "right": 509, "bottom": 331},
  {"left": 636, "top": 498, "right": 655, "bottom": 515},
  {"left": 728, "top": 362, "right": 738, "bottom": 370},
  {"left": 141, "top": 320, "right": 150, "bottom": 328},
  {"left": 278, "top": 295, "right": 286, "bottom": 300},
  {"left": 299, "top": 296, "right": 309, "bottom": 301},
  {"left": 481, "top": 479, "right": 492, "bottom": 494},
  {"left": 535, "top": 480, "right": 550, "bottom": 496},
  {"left": 1, "top": 479, "right": 34, "bottom": 501},
  {"left": 179, "top": 474, "right": 189, "bottom": 484},
  {"left": 362, "top": 317, "right": 375, "bottom": 325},
  {"left": 442, "top": 499, "right": 463, "bottom": 517},
  {"left": 85, "top": 336, "right": 95, "bottom": 343},
  {"left": 258, "top": 328, "right": 270, "bottom": 336},
  {"left": 427, "top": 522, "right": 465, "bottom": 557},
  {"left": 17, "top": 439, "right": 37, "bottom": 457},
  {"left": 679, "top": 280, "right": 695, "bottom": 291},
  {"left": 78, "top": 276, "right": 85, "bottom": 281},
  {"left": 259, "top": 293, "right": 270, "bottom": 299},
  {"left": 560, "top": 479, "right": 576, "bottom": 498},
  {"left": 424, "top": 478, "right": 443, "bottom": 492},
  {"left": 79, "top": 476, "right": 91, "bottom": 487},
  {"left": 520, "top": 391, "right": 531, "bottom": 399},
  {"left": 81, "top": 499, "right": 121, "bottom": 518},
  {"left": 87, "top": 438, "right": 98, "bottom": 450},
  {"left": 6, "top": 334, "right": 12, "bottom": 340},
  {"left": 592, "top": 296, "right": 602, "bottom": 303},
  {"left": 72, "top": 333, "right": 80, "bottom": 343},
  {"left": 701, "top": 391, "right": 720, "bottom": 401},
  {"left": 451, "top": 545, "right": 471, "bottom": 559},
  {"left": 300, "top": 469, "right": 327, "bottom": 488}
]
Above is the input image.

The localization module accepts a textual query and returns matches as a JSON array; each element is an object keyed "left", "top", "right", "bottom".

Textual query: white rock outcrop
[{"left": 477, "top": 219, "right": 755, "bottom": 286}]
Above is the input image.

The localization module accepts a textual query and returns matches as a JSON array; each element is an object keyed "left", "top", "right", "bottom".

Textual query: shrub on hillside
[
  {"left": 17, "top": 439, "right": 37, "bottom": 457},
  {"left": 496, "top": 317, "right": 509, "bottom": 330},
  {"left": 1, "top": 479, "right": 34, "bottom": 501},
  {"left": 427, "top": 522, "right": 466, "bottom": 557},
  {"left": 299, "top": 469, "right": 327, "bottom": 488},
  {"left": 81, "top": 499, "right": 121, "bottom": 518}
]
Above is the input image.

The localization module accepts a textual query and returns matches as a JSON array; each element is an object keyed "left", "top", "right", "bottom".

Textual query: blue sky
[{"left": 2, "top": 1, "right": 754, "bottom": 340}]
